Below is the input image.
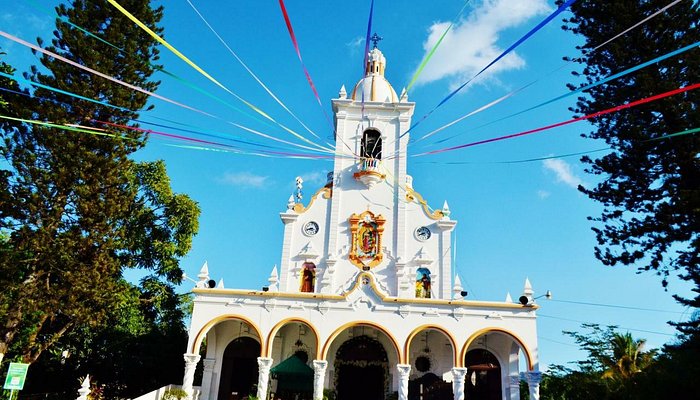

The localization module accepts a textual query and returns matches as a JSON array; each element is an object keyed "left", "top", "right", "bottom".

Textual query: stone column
[
  {"left": 396, "top": 364, "right": 411, "bottom": 400},
  {"left": 199, "top": 358, "right": 216, "bottom": 400},
  {"left": 526, "top": 371, "right": 542, "bottom": 400},
  {"left": 451, "top": 367, "right": 468, "bottom": 400},
  {"left": 257, "top": 357, "right": 273, "bottom": 400},
  {"left": 312, "top": 360, "right": 328, "bottom": 400},
  {"left": 182, "top": 353, "right": 201, "bottom": 400}
]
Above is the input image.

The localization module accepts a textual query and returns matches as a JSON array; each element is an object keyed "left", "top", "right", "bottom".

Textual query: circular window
[{"left": 415, "top": 355, "right": 431, "bottom": 372}]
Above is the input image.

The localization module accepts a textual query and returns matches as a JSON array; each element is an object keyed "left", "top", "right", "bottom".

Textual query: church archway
[
  {"left": 217, "top": 337, "right": 261, "bottom": 400},
  {"left": 464, "top": 349, "right": 502, "bottom": 400},
  {"left": 334, "top": 335, "right": 389, "bottom": 400}
]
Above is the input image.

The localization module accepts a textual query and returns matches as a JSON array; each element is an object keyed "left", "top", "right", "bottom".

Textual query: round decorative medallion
[
  {"left": 302, "top": 221, "right": 319, "bottom": 236},
  {"left": 415, "top": 226, "right": 431, "bottom": 241}
]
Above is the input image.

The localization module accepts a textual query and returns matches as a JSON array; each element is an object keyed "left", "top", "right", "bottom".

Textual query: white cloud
[
  {"left": 542, "top": 158, "right": 584, "bottom": 189},
  {"left": 299, "top": 171, "right": 327, "bottom": 186},
  {"left": 414, "top": 0, "right": 551, "bottom": 90},
  {"left": 218, "top": 171, "right": 269, "bottom": 188},
  {"left": 537, "top": 190, "right": 551, "bottom": 199},
  {"left": 346, "top": 36, "right": 365, "bottom": 50}
]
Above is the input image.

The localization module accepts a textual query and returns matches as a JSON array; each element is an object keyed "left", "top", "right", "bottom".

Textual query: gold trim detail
[
  {"left": 460, "top": 328, "right": 535, "bottom": 370},
  {"left": 404, "top": 325, "right": 458, "bottom": 365},
  {"left": 191, "top": 314, "right": 264, "bottom": 356},
  {"left": 293, "top": 187, "right": 332, "bottom": 214},
  {"left": 266, "top": 318, "right": 321, "bottom": 359},
  {"left": 320, "top": 320, "right": 402, "bottom": 362},
  {"left": 348, "top": 210, "right": 386, "bottom": 269},
  {"left": 352, "top": 170, "right": 386, "bottom": 181},
  {"left": 405, "top": 188, "right": 444, "bottom": 220},
  {"left": 193, "top": 279, "right": 538, "bottom": 310}
]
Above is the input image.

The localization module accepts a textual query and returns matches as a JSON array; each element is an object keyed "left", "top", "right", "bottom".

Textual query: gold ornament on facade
[{"left": 348, "top": 210, "right": 386, "bottom": 268}]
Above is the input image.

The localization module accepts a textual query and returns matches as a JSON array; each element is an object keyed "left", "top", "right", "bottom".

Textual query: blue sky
[{"left": 0, "top": 0, "right": 693, "bottom": 370}]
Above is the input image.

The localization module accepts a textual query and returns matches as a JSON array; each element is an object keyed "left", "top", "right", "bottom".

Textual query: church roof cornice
[{"left": 193, "top": 272, "right": 537, "bottom": 311}]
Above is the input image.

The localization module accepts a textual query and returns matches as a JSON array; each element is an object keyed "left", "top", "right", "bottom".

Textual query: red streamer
[{"left": 419, "top": 82, "right": 700, "bottom": 156}]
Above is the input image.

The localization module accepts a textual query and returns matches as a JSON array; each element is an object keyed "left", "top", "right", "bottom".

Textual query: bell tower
[{"left": 278, "top": 45, "right": 457, "bottom": 299}]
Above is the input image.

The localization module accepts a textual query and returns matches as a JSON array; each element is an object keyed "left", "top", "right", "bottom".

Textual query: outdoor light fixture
[{"left": 520, "top": 290, "right": 552, "bottom": 306}]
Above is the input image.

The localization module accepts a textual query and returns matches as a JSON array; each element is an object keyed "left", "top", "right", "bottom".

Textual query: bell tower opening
[{"left": 361, "top": 129, "right": 382, "bottom": 160}]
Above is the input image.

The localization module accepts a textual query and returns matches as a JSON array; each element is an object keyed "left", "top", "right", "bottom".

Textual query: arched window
[
  {"left": 300, "top": 262, "right": 316, "bottom": 293},
  {"left": 415, "top": 268, "right": 431, "bottom": 298},
  {"left": 361, "top": 129, "right": 382, "bottom": 159}
]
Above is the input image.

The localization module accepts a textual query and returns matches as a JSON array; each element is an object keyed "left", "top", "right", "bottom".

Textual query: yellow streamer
[{"left": 107, "top": 0, "right": 333, "bottom": 154}]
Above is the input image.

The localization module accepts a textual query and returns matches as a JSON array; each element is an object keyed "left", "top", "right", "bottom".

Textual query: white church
[{"left": 179, "top": 44, "right": 543, "bottom": 400}]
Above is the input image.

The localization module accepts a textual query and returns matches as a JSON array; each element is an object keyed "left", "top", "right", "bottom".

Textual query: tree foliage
[
  {"left": 541, "top": 323, "right": 700, "bottom": 399},
  {"left": 541, "top": 325, "right": 656, "bottom": 400},
  {"left": 0, "top": 0, "right": 199, "bottom": 370},
  {"left": 560, "top": 0, "right": 700, "bottom": 330}
]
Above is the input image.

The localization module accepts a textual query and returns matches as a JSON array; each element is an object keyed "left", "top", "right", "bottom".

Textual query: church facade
[{"left": 180, "top": 46, "right": 543, "bottom": 400}]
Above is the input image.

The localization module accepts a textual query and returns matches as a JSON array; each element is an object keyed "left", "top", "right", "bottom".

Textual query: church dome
[{"left": 350, "top": 47, "right": 399, "bottom": 103}]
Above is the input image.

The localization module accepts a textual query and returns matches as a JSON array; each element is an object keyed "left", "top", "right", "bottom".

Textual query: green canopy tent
[{"left": 270, "top": 354, "right": 314, "bottom": 399}]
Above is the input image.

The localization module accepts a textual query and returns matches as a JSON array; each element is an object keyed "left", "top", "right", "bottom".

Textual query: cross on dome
[{"left": 370, "top": 33, "right": 383, "bottom": 49}]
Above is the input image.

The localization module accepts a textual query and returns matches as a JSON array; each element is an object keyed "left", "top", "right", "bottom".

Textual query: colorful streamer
[
  {"left": 0, "top": 30, "right": 342, "bottom": 154},
  {"left": 405, "top": 0, "right": 472, "bottom": 93},
  {"left": 417, "top": 82, "right": 700, "bottom": 156},
  {"left": 400, "top": 0, "right": 577, "bottom": 138},
  {"left": 591, "top": 0, "right": 682, "bottom": 52},
  {"left": 107, "top": 0, "right": 327, "bottom": 153},
  {"left": 0, "top": 30, "right": 215, "bottom": 116},
  {"left": 185, "top": 0, "right": 328, "bottom": 146},
  {"left": 423, "top": 38, "right": 700, "bottom": 148},
  {"left": 277, "top": 0, "right": 335, "bottom": 132},
  {"left": 415, "top": 126, "right": 699, "bottom": 165},
  {"left": 362, "top": 0, "right": 375, "bottom": 74}
]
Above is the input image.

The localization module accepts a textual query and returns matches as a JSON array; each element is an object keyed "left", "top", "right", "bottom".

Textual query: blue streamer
[{"left": 400, "top": 0, "right": 578, "bottom": 139}]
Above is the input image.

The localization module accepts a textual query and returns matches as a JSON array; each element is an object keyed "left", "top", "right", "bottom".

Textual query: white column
[
  {"left": 182, "top": 353, "right": 201, "bottom": 400},
  {"left": 313, "top": 360, "right": 329, "bottom": 400},
  {"left": 508, "top": 375, "right": 521, "bottom": 400},
  {"left": 257, "top": 357, "right": 273, "bottom": 400},
  {"left": 451, "top": 367, "right": 468, "bottom": 400},
  {"left": 396, "top": 364, "right": 411, "bottom": 400},
  {"left": 199, "top": 358, "right": 216, "bottom": 400},
  {"left": 526, "top": 371, "right": 542, "bottom": 400}
]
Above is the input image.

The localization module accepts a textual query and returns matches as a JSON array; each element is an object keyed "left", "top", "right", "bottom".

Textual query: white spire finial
[
  {"left": 287, "top": 195, "right": 296, "bottom": 210},
  {"left": 268, "top": 265, "right": 279, "bottom": 291},
  {"left": 198, "top": 261, "right": 210, "bottom": 281},
  {"left": 505, "top": 292, "right": 513, "bottom": 303},
  {"left": 217, "top": 278, "right": 225, "bottom": 289},
  {"left": 77, "top": 375, "right": 90, "bottom": 400},
  {"left": 523, "top": 277, "right": 534, "bottom": 297},
  {"left": 339, "top": 85, "right": 347, "bottom": 99},
  {"left": 442, "top": 201, "right": 451, "bottom": 218},
  {"left": 400, "top": 87, "right": 408, "bottom": 102},
  {"left": 453, "top": 274, "right": 464, "bottom": 298}
]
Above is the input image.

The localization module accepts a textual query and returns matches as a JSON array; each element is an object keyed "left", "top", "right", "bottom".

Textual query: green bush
[{"left": 161, "top": 388, "right": 188, "bottom": 400}]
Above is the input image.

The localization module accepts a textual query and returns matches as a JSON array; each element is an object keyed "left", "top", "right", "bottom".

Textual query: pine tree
[
  {"left": 0, "top": 0, "right": 199, "bottom": 365},
  {"left": 560, "top": 0, "right": 700, "bottom": 333}
]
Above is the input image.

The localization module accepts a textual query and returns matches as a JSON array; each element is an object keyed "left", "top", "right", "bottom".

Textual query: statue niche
[{"left": 348, "top": 210, "right": 386, "bottom": 269}]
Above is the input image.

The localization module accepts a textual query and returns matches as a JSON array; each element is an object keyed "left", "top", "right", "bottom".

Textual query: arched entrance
[
  {"left": 218, "top": 337, "right": 261, "bottom": 400},
  {"left": 335, "top": 335, "right": 389, "bottom": 400},
  {"left": 465, "top": 349, "right": 502, "bottom": 400}
]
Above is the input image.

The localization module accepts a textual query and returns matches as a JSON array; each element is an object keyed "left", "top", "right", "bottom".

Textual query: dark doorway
[
  {"left": 335, "top": 335, "right": 389, "bottom": 400},
  {"left": 218, "top": 336, "right": 261, "bottom": 400},
  {"left": 361, "top": 129, "right": 382, "bottom": 159},
  {"left": 465, "top": 349, "right": 502, "bottom": 400}
]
